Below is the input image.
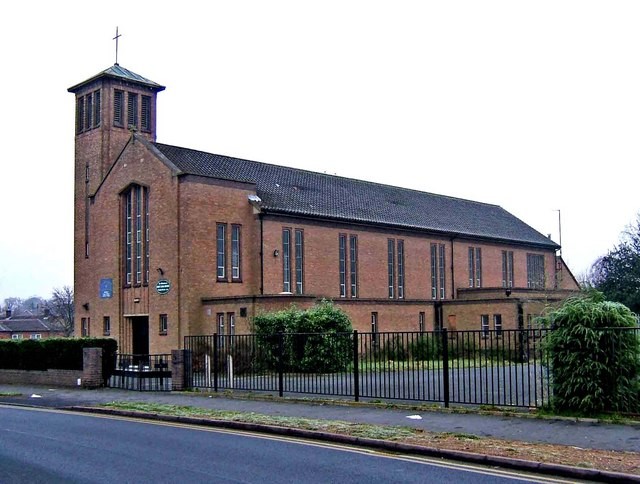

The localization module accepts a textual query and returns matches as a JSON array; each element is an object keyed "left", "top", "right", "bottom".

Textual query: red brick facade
[{"left": 70, "top": 67, "right": 579, "bottom": 354}]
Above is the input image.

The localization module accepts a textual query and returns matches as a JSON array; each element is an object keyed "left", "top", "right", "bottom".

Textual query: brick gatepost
[
  {"left": 82, "top": 347, "right": 103, "bottom": 388},
  {"left": 171, "top": 349, "right": 192, "bottom": 391}
]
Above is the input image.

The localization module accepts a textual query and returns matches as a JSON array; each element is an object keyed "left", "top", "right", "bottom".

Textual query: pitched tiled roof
[
  {"left": 68, "top": 64, "right": 165, "bottom": 93},
  {"left": 0, "top": 317, "right": 56, "bottom": 333},
  {"left": 153, "top": 143, "right": 559, "bottom": 249}
]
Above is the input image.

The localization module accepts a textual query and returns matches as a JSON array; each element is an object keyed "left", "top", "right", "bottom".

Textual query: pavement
[{"left": 1, "top": 384, "right": 639, "bottom": 482}]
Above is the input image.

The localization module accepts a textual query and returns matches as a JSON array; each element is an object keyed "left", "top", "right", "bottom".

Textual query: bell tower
[{"left": 68, "top": 64, "right": 164, "bottom": 334}]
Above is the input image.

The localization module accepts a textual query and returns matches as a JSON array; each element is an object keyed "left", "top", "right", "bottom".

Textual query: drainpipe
[
  {"left": 450, "top": 237, "right": 456, "bottom": 299},
  {"left": 259, "top": 213, "right": 264, "bottom": 295}
]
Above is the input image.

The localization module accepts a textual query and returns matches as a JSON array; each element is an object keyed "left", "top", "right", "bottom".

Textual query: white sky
[{"left": 1, "top": 1, "right": 639, "bottom": 303}]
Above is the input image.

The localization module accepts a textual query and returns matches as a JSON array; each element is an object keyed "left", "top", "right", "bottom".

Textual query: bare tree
[
  {"left": 47, "top": 286, "right": 75, "bottom": 336},
  {"left": 3, "top": 297, "right": 23, "bottom": 315}
]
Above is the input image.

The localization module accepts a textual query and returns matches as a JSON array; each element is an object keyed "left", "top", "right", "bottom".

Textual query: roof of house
[
  {"left": 0, "top": 316, "right": 59, "bottom": 333},
  {"left": 153, "top": 142, "right": 559, "bottom": 249},
  {"left": 68, "top": 64, "right": 166, "bottom": 93}
]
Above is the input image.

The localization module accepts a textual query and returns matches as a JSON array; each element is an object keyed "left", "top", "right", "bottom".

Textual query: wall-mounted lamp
[
  {"left": 82, "top": 303, "right": 90, "bottom": 311},
  {"left": 157, "top": 267, "right": 164, "bottom": 276},
  {"left": 505, "top": 288, "right": 512, "bottom": 297},
  {"left": 273, "top": 249, "right": 279, "bottom": 257}
]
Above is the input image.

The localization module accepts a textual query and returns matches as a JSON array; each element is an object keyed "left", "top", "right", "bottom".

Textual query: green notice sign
[{"left": 156, "top": 279, "right": 171, "bottom": 295}]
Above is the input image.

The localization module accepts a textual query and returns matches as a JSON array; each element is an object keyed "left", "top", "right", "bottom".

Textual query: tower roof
[{"left": 68, "top": 64, "right": 165, "bottom": 93}]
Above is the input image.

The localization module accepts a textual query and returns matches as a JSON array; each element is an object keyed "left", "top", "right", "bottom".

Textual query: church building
[{"left": 69, "top": 64, "right": 578, "bottom": 354}]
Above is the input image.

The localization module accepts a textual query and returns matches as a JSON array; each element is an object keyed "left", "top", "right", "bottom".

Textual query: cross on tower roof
[{"left": 113, "top": 27, "right": 122, "bottom": 65}]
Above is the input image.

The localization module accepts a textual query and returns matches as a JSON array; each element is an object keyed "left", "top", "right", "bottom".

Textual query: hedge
[{"left": 0, "top": 338, "right": 118, "bottom": 381}]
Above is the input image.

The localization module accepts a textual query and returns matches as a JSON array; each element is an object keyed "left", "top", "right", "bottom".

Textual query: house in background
[
  {"left": 69, "top": 64, "right": 579, "bottom": 355},
  {"left": 0, "top": 310, "right": 66, "bottom": 340}
]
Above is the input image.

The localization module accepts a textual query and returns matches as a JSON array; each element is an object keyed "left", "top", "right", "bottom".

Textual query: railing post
[
  {"left": 353, "top": 330, "right": 359, "bottom": 402},
  {"left": 213, "top": 333, "right": 219, "bottom": 392},
  {"left": 441, "top": 328, "right": 450, "bottom": 408},
  {"left": 278, "top": 332, "right": 284, "bottom": 397}
]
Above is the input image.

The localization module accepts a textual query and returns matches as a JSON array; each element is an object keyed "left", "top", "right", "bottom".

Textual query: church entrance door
[{"left": 131, "top": 316, "right": 149, "bottom": 355}]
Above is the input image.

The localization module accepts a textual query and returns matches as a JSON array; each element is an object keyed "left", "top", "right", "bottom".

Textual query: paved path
[{"left": 1, "top": 384, "right": 638, "bottom": 453}]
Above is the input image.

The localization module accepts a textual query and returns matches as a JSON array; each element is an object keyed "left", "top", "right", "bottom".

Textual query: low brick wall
[{"left": 0, "top": 368, "right": 83, "bottom": 387}]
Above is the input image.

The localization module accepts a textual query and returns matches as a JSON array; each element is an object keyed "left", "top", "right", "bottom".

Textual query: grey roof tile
[
  {"left": 68, "top": 64, "right": 165, "bottom": 93},
  {"left": 153, "top": 143, "right": 558, "bottom": 249},
  {"left": 0, "top": 318, "right": 54, "bottom": 332}
]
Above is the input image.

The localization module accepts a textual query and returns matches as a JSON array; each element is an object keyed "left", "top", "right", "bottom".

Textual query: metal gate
[{"left": 109, "top": 353, "right": 172, "bottom": 391}]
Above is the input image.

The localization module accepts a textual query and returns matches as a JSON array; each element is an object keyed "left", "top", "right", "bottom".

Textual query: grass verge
[{"left": 99, "top": 401, "right": 639, "bottom": 476}]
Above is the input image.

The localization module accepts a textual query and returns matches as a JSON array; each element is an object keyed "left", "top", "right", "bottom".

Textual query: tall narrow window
[
  {"left": 371, "top": 312, "right": 379, "bottom": 346},
  {"left": 93, "top": 89, "right": 101, "bottom": 128},
  {"left": 85, "top": 93, "right": 92, "bottom": 131},
  {"left": 397, "top": 239, "right": 405, "bottom": 299},
  {"left": 217, "top": 313, "right": 225, "bottom": 349},
  {"left": 430, "top": 244, "right": 437, "bottom": 299},
  {"left": 231, "top": 225, "right": 241, "bottom": 281},
  {"left": 481, "top": 314, "right": 489, "bottom": 338},
  {"left": 216, "top": 223, "right": 227, "bottom": 281},
  {"left": 418, "top": 312, "right": 425, "bottom": 332},
  {"left": 81, "top": 317, "right": 90, "bottom": 337},
  {"left": 228, "top": 313, "right": 236, "bottom": 337},
  {"left": 387, "top": 239, "right": 395, "bottom": 299},
  {"left": 141, "top": 95, "right": 151, "bottom": 131},
  {"left": 125, "top": 190, "right": 133, "bottom": 285},
  {"left": 282, "top": 228, "right": 291, "bottom": 292},
  {"left": 114, "top": 90, "right": 124, "bottom": 127},
  {"left": 127, "top": 92, "right": 138, "bottom": 128},
  {"left": 468, "top": 247, "right": 482, "bottom": 288},
  {"left": 502, "top": 251, "right": 514, "bottom": 288},
  {"left": 493, "top": 314, "right": 503, "bottom": 337},
  {"left": 431, "top": 243, "right": 446, "bottom": 299},
  {"left": 438, "top": 244, "right": 446, "bottom": 299},
  {"left": 527, "top": 253, "right": 545, "bottom": 289},
  {"left": 145, "top": 189, "right": 150, "bottom": 284},
  {"left": 123, "top": 185, "right": 149, "bottom": 287},
  {"left": 349, "top": 235, "right": 358, "bottom": 298},
  {"left": 103, "top": 316, "right": 111, "bottom": 336},
  {"left": 294, "top": 229, "right": 304, "bottom": 294},
  {"left": 159, "top": 314, "right": 168, "bottom": 335},
  {"left": 76, "top": 96, "right": 85, "bottom": 134},
  {"left": 135, "top": 185, "right": 143, "bottom": 284},
  {"left": 339, "top": 234, "right": 347, "bottom": 297}
]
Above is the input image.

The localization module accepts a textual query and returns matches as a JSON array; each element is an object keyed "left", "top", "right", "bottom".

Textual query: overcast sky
[{"left": 1, "top": 1, "right": 638, "bottom": 303}]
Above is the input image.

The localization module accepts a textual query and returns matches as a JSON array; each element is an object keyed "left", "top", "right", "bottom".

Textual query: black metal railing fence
[{"left": 184, "top": 328, "right": 560, "bottom": 408}]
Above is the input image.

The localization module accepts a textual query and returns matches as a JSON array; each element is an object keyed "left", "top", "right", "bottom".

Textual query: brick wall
[{"left": 0, "top": 369, "right": 83, "bottom": 387}]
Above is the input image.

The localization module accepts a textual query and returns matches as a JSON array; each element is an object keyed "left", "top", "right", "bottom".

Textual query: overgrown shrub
[
  {"left": 410, "top": 333, "right": 443, "bottom": 361},
  {"left": 218, "top": 337, "right": 262, "bottom": 375},
  {"left": 541, "top": 291, "right": 640, "bottom": 414},
  {"left": 376, "top": 335, "right": 409, "bottom": 361},
  {"left": 253, "top": 300, "right": 353, "bottom": 373}
]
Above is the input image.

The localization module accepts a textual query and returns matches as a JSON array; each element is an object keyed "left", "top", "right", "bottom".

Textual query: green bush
[
  {"left": 0, "top": 338, "right": 117, "bottom": 383},
  {"left": 541, "top": 291, "right": 640, "bottom": 414},
  {"left": 253, "top": 300, "right": 353, "bottom": 373}
]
